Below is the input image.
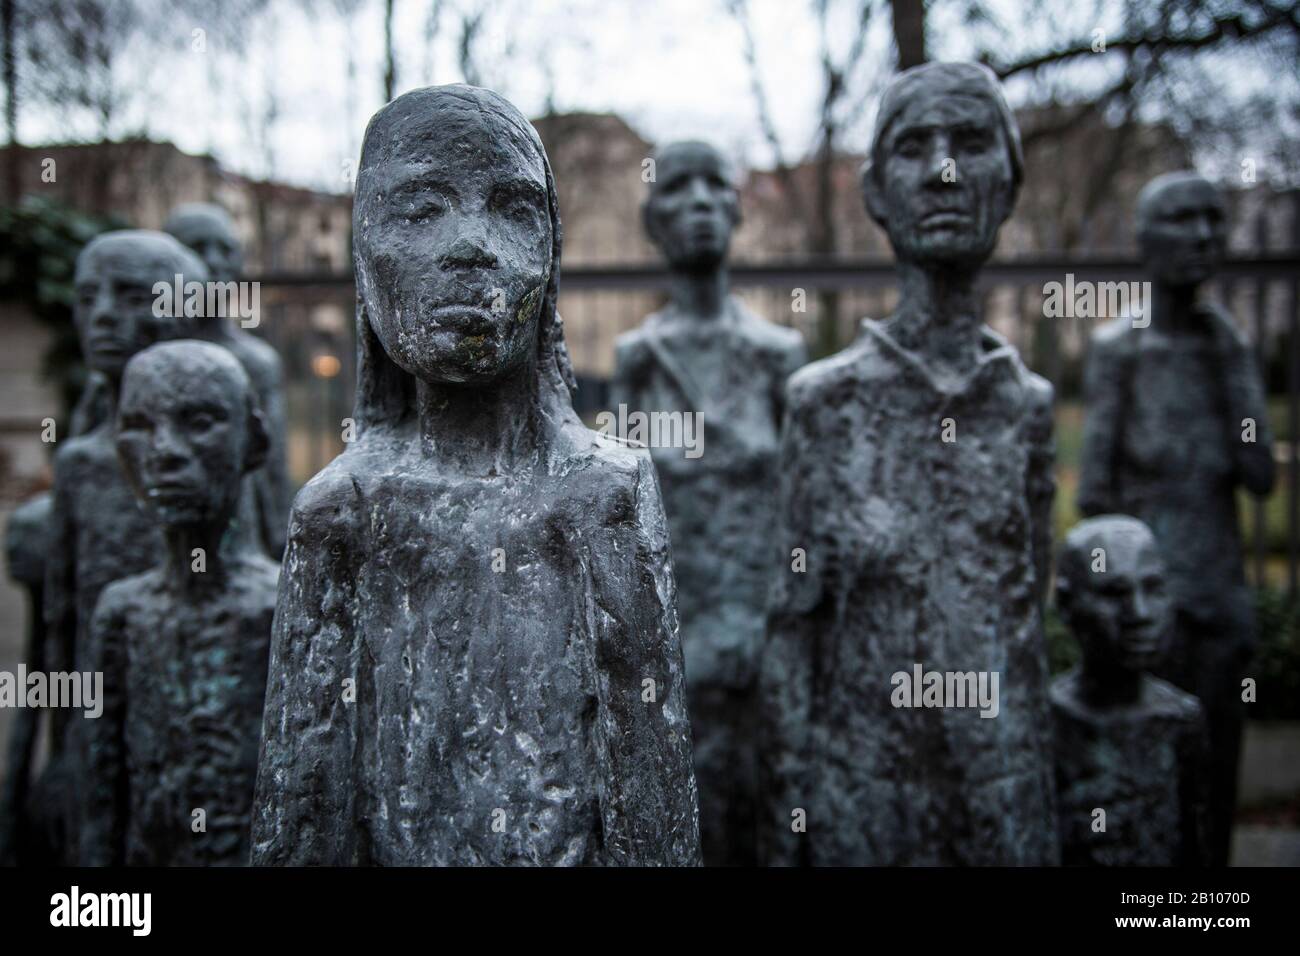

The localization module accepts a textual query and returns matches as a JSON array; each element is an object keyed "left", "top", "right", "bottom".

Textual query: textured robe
[
  {"left": 251, "top": 429, "right": 700, "bottom": 866},
  {"left": 761, "top": 319, "right": 1058, "bottom": 866}
]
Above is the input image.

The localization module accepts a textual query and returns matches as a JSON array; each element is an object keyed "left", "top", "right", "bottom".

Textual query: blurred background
[{"left": 0, "top": 0, "right": 1297, "bottom": 862}]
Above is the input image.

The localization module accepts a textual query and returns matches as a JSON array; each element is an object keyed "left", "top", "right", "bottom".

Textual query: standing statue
[
  {"left": 43, "top": 230, "right": 206, "bottom": 864},
  {"left": 1051, "top": 515, "right": 1211, "bottom": 866},
  {"left": 1077, "top": 171, "right": 1274, "bottom": 865},
  {"left": 610, "top": 141, "right": 805, "bottom": 866},
  {"left": 165, "top": 202, "right": 292, "bottom": 558},
  {"left": 82, "top": 341, "right": 276, "bottom": 865},
  {"left": 759, "top": 62, "right": 1058, "bottom": 866},
  {"left": 251, "top": 85, "right": 701, "bottom": 867},
  {"left": 0, "top": 492, "right": 51, "bottom": 865}
]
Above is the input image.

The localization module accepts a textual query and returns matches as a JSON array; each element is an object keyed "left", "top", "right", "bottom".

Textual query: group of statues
[{"left": 0, "top": 62, "right": 1274, "bottom": 867}]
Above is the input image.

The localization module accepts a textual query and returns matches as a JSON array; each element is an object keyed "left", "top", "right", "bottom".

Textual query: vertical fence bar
[
  {"left": 1253, "top": 213, "right": 1269, "bottom": 589},
  {"left": 1289, "top": 192, "right": 1300, "bottom": 602}
]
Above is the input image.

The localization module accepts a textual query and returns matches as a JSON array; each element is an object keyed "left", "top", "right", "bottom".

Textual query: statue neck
[
  {"left": 415, "top": 353, "right": 553, "bottom": 476},
  {"left": 885, "top": 259, "right": 984, "bottom": 376},
  {"left": 1079, "top": 657, "right": 1144, "bottom": 709},
  {"left": 163, "top": 519, "right": 242, "bottom": 591},
  {"left": 1150, "top": 280, "right": 1204, "bottom": 336},
  {"left": 667, "top": 265, "right": 730, "bottom": 321}
]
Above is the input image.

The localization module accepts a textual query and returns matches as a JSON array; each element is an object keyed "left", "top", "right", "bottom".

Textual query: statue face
[
  {"left": 115, "top": 347, "right": 253, "bottom": 528},
  {"left": 1067, "top": 529, "right": 1172, "bottom": 675},
  {"left": 74, "top": 235, "right": 196, "bottom": 380},
  {"left": 355, "top": 112, "right": 552, "bottom": 386},
  {"left": 1138, "top": 177, "right": 1225, "bottom": 287},
  {"left": 872, "top": 93, "right": 1014, "bottom": 267},
  {"left": 166, "top": 207, "right": 243, "bottom": 283},
  {"left": 645, "top": 143, "right": 738, "bottom": 271}
]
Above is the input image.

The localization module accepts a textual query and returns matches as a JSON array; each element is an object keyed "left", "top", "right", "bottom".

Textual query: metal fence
[{"left": 253, "top": 252, "right": 1300, "bottom": 599}]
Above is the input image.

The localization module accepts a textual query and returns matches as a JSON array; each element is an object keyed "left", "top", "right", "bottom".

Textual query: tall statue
[
  {"left": 82, "top": 341, "right": 277, "bottom": 865},
  {"left": 42, "top": 230, "right": 206, "bottom": 863},
  {"left": 1051, "top": 515, "right": 1211, "bottom": 866},
  {"left": 759, "top": 62, "right": 1058, "bottom": 866},
  {"left": 165, "top": 202, "right": 292, "bottom": 558},
  {"left": 1077, "top": 170, "right": 1274, "bottom": 865},
  {"left": 251, "top": 85, "right": 701, "bottom": 866},
  {"left": 0, "top": 492, "right": 51, "bottom": 865},
  {"left": 610, "top": 141, "right": 805, "bottom": 866}
]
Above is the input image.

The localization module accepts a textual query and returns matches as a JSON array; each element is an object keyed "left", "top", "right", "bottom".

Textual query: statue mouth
[
  {"left": 918, "top": 210, "right": 972, "bottom": 229},
  {"left": 427, "top": 304, "right": 498, "bottom": 330},
  {"left": 87, "top": 337, "right": 127, "bottom": 356}
]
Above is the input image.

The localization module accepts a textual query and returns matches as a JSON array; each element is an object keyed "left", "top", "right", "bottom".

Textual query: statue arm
[
  {"left": 759, "top": 383, "right": 823, "bottom": 867},
  {"left": 1026, "top": 379, "right": 1057, "bottom": 610},
  {"left": 774, "top": 336, "right": 810, "bottom": 425},
  {"left": 254, "top": 353, "right": 292, "bottom": 557},
  {"left": 608, "top": 336, "right": 644, "bottom": 414},
  {"left": 1211, "top": 310, "right": 1276, "bottom": 497},
  {"left": 250, "top": 476, "right": 363, "bottom": 866},
  {"left": 81, "top": 589, "right": 129, "bottom": 866},
  {"left": 1178, "top": 706, "right": 1214, "bottom": 866},
  {"left": 592, "top": 456, "right": 702, "bottom": 865},
  {"left": 1077, "top": 334, "right": 1124, "bottom": 516},
  {"left": 43, "top": 458, "right": 78, "bottom": 751}
]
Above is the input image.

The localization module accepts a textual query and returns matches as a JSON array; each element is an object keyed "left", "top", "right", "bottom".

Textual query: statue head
[
  {"left": 862, "top": 61, "right": 1022, "bottom": 269},
  {"left": 643, "top": 140, "right": 740, "bottom": 273},
  {"left": 115, "top": 340, "right": 269, "bottom": 530},
  {"left": 164, "top": 203, "right": 243, "bottom": 283},
  {"left": 1136, "top": 171, "right": 1226, "bottom": 288},
  {"left": 352, "top": 84, "right": 572, "bottom": 430},
  {"left": 1056, "top": 515, "right": 1172, "bottom": 678},
  {"left": 74, "top": 230, "right": 207, "bottom": 383}
]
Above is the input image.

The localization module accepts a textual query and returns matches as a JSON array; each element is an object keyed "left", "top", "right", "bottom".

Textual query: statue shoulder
[
  {"left": 563, "top": 432, "right": 658, "bottom": 531},
  {"left": 1090, "top": 316, "right": 1136, "bottom": 354},
  {"left": 94, "top": 569, "right": 156, "bottom": 623},
  {"left": 613, "top": 326, "right": 654, "bottom": 372},
  {"left": 1143, "top": 674, "right": 1205, "bottom": 724},
  {"left": 52, "top": 429, "right": 104, "bottom": 471},
  {"left": 734, "top": 305, "right": 805, "bottom": 351},
  {"left": 227, "top": 331, "right": 284, "bottom": 387},
  {"left": 287, "top": 458, "right": 370, "bottom": 545},
  {"left": 1021, "top": 366, "right": 1055, "bottom": 422},
  {"left": 786, "top": 337, "right": 879, "bottom": 410}
]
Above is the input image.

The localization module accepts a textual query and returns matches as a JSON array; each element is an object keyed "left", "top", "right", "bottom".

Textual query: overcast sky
[{"left": 18, "top": 0, "right": 1291, "bottom": 192}]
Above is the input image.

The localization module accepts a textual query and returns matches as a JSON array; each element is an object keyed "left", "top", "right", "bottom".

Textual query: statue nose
[{"left": 439, "top": 234, "right": 497, "bottom": 269}]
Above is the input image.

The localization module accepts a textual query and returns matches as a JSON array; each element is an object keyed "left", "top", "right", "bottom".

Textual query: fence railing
[{"left": 251, "top": 252, "right": 1300, "bottom": 599}]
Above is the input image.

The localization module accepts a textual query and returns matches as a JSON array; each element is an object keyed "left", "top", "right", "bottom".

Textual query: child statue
[
  {"left": 251, "top": 85, "right": 701, "bottom": 866},
  {"left": 1051, "top": 515, "right": 1211, "bottom": 866},
  {"left": 83, "top": 341, "right": 277, "bottom": 865}
]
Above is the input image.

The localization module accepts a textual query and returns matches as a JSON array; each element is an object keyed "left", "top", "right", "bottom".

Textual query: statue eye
[
  {"left": 492, "top": 189, "right": 542, "bottom": 223},
  {"left": 119, "top": 284, "right": 155, "bottom": 307},
  {"left": 407, "top": 196, "right": 447, "bottom": 223},
  {"left": 185, "top": 408, "right": 223, "bottom": 431},
  {"left": 894, "top": 134, "right": 924, "bottom": 158},
  {"left": 119, "top": 414, "right": 152, "bottom": 433}
]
